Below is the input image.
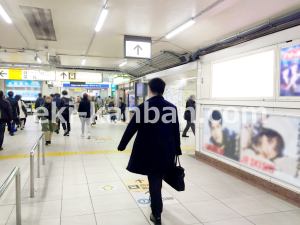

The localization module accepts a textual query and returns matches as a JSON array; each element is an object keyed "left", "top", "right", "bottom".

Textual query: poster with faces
[{"left": 203, "top": 108, "right": 300, "bottom": 187}]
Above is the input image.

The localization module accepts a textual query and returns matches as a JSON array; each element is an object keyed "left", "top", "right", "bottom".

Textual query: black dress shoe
[
  {"left": 150, "top": 213, "right": 161, "bottom": 225},
  {"left": 45, "top": 141, "right": 49, "bottom": 146},
  {"left": 182, "top": 135, "right": 189, "bottom": 137}
]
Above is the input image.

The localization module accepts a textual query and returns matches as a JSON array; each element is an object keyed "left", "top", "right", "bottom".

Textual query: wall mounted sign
[{"left": 124, "top": 35, "right": 152, "bottom": 59}]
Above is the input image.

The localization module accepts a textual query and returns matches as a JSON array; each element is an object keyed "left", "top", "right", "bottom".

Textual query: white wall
[{"left": 196, "top": 25, "right": 300, "bottom": 194}]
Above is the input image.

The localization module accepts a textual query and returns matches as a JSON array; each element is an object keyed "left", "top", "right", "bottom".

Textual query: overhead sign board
[
  {"left": 62, "top": 83, "right": 110, "bottom": 88},
  {"left": 124, "top": 35, "right": 152, "bottom": 59},
  {"left": 56, "top": 71, "right": 102, "bottom": 82}
]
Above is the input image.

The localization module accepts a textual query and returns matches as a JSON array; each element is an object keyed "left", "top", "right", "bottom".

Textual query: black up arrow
[{"left": 134, "top": 45, "right": 143, "bottom": 55}]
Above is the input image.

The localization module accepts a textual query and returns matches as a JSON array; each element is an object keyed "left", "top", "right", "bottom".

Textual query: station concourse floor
[{"left": 0, "top": 116, "right": 300, "bottom": 225}]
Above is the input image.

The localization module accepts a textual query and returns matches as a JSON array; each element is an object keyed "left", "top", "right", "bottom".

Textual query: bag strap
[{"left": 175, "top": 155, "right": 181, "bottom": 167}]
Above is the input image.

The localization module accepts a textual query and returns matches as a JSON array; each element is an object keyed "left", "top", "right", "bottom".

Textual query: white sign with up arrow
[{"left": 124, "top": 35, "right": 152, "bottom": 59}]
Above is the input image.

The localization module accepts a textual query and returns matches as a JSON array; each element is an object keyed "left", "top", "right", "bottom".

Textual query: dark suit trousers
[
  {"left": 148, "top": 174, "right": 163, "bottom": 218},
  {"left": 62, "top": 115, "right": 71, "bottom": 132},
  {"left": 183, "top": 121, "right": 195, "bottom": 136}
]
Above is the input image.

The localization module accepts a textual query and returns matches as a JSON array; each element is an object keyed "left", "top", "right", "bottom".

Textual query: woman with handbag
[
  {"left": 38, "top": 96, "right": 58, "bottom": 146},
  {"left": 182, "top": 95, "right": 196, "bottom": 137},
  {"left": 15, "top": 95, "right": 27, "bottom": 130}
]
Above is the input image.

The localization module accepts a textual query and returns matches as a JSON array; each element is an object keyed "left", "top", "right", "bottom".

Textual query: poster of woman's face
[
  {"left": 280, "top": 44, "right": 300, "bottom": 96},
  {"left": 203, "top": 109, "right": 300, "bottom": 187}
]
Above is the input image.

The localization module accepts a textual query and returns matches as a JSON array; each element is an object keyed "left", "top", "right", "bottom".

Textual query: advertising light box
[
  {"left": 6, "top": 80, "right": 41, "bottom": 88},
  {"left": 6, "top": 90, "right": 39, "bottom": 101},
  {"left": 280, "top": 44, "right": 300, "bottom": 97},
  {"left": 202, "top": 108, "right": 300, "bottom": 187}
]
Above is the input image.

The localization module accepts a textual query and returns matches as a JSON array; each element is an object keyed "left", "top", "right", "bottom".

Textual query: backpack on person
[{"left": 108, "top": 101, "right": 114, "bottom": 108}]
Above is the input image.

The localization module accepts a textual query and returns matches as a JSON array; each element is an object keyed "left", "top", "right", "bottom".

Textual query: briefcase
[{"left": 163, "top": 156, "right": 185, "bottom": 192}]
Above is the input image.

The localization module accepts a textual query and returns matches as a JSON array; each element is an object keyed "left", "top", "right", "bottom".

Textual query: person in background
[
  {"left": 50, "top": 94, "right": 55, "bottom": 99},
  {"left": 0, "top": 91, "right": 13, "bottom": 150},
  {"left": 43, "top": 95, "right": 46, "bottom": 100},
  {"left": 78, "top": 93, "right": 92, "bottom": 139},
  {"left": 97, "top": 96, "right": 104, "bottom": 107},
  {"left": 105, "top": 96, "right": 111, "bottom": 112},
  {"left": 15, "top": 95, "right": 27, "bottom": 130},
  {"left": 35, "top": 93, "right": 44, "bottom": 123},
  {"left": 60, "top": 90, "right": 74, "bottom": 136},
  {"left": 119, "top": 97, "right": 126, "bottom": 122},
  {"left": 53, "top": 93, "right": 61, "bottom": 134},
  {"left": 38, "top": 96, "right": 58, "bottom": 145},
  {"left": 108, "top": 97, "right": 116, "bottom": 123},
  {"left": 6, "top": 91, "right": 19, "bottom": 136},
  {"left": 182, "top": 94, "right": 196, "bottom": 137},
  {"left": 118, "top": 78, "right": 181, "bottom": 225}
]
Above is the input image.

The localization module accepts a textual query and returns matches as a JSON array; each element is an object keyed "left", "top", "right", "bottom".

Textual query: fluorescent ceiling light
[
  {"left": 119, "top": 60, "right": 127, "bottom": 67},
  {"left": 95, "top": 8, "right": 108, "bottom": 32},
  {"left": 0, "top": 4, "right": 12, "bottom": 24},
  {"left": 81, "top": 57, "right": 86, "bottom": 66},
  {"left": 166, "top": 19, "right": 195, "bottom": 39}
]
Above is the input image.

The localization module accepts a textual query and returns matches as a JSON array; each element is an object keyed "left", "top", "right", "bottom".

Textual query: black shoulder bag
[{"left": 163, "top": 156, "right": 185, "bottom": 192}]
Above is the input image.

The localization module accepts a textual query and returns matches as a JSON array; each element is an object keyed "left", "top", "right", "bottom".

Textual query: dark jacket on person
[
  {"left": 119, "top": 102, "right": 126, "bottom": 112},
  {"left": 60, "top": 96, "right": 74, "bottom": 117},
  {"left": 6, "top": 97, "right": 19, "bottom": 119},
  {"left": 118, "top": 95, "right": 182, "bottom": 175},
  {"left": 78, "top": 97, "right": 91, "bottom": 118},
  {"left": 0, "top": 98, "right": 13, "bottom": 122},
  {"left": 184, "top": 99, "right": 196, "bottom": 122},
  {"left": 210, "top": 128, "right": 239, "bottom": 161},
  {"left": 53, "top": 96, "right": 61, "bottom": 109},
  {"left": 35, "top": 97, "right": 44, "bottom": 109}
]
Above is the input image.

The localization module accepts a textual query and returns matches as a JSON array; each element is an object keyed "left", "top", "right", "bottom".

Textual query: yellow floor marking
[
  {"left": 60, "top": 152, "right": 77, "bottom": 156},
  {"left": 123, "top": 179, "right": 164, "bottom": 192},
  {"left": 45, "top": 153, "right": 60, "bottom": 157},
  {"left": 91, "top": 151, "right": 107, "bottom": 154},
  {"left": 76, "top": 151, "right": 92, "bottom": 155},
  {"left": 0, "top": 147, "right": 195, "bottom": 159},
  {"left": 6, "top": 155, "right": 26, "bottom": 159}
]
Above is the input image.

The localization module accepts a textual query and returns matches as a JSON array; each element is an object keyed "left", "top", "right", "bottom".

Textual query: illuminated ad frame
[
  {"left": 209, "top": 46, "right": 277, "bottom": 101},
  {"left": 277, "top": 40, "right": 300, "bottom": 101}
]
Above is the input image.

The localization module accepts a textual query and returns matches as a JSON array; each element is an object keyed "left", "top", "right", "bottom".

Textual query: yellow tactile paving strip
[{"left": 0, "top": 147, "right": 195, "bottom": 159}]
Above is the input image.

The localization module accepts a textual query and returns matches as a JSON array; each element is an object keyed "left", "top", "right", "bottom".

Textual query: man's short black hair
[
  {"left": 209, "top": 110, "right": 222, "bottom": 127},
  {"left": 50, "top": 94, "right": 54, "bottom": 98},
  {"left": 119, "top": 97, "right": 122, "bottom": 100},
  {"left": 148, "top": 78, "right": 166, "bottom": 95},
  {"left": 38, "top": 93, "right": 42, "bottom": 98},
  {"left": 55, "top": 93, "right": 60, "bottom": 97},
  {"left": 62, "top": 90, "right": 68, "bottom": 95},
  {"left": 8, "top": 91, "right": 14, "bottom": 97}
]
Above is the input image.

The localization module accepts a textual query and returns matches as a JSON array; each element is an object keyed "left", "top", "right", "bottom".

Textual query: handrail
[
  {"left": 30, "top": 133, "right": 45, "bottom": 198},
  {"left": 0, "top": 167, "right": 21, "bottom": 225}
]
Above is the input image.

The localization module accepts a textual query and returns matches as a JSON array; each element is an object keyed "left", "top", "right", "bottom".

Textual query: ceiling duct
[
  {"left": 49, "top": 55, "right": 61, "bottom": 66},
  {"left": 20, "top": 6, "right": 57, "bottom": 41},
  {"left": 191, "top": 9, "right": 300, "bottom": 60},
  {"left": 123, "top": 51, "right": 190, "bottom": 77}
]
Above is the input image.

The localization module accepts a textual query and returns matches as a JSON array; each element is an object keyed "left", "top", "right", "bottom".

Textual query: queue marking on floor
[{"left": 0, "top": 146, "right": 195, "bottom": 159}]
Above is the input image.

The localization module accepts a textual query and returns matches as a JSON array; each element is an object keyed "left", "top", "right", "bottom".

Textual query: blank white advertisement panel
[{"left": 211, "top": 50, "right": 275, "bottom": 98}]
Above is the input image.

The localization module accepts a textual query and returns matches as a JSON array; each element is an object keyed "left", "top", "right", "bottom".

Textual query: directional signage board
[{"left": 124, "top": 35, "right": 152, "bottom": 59}]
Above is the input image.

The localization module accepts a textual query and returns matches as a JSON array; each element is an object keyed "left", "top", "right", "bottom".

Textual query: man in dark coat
[
  {"left": 53, "top": 93, "right": 61, "bottom": 134},
  {"left": 0, "top": 91, "right": 13, "bottom": 150},
  {"left": 60, "top": 90, "right": 74, "bottom": 136},
  {"left": 182, "top": 94, "right": 196, "bottom": 137},
  {"left": 119, "top": 97, "right": 126, "bottom": 122},
  {"left": 118, "top": 78, "right": 181, "bottom": 225},
  {"left": 35, "top": 93, "right": 44, "bottom": 123},
  {"left": 6, "top": 91, "right": 19, "bottom": 136}
]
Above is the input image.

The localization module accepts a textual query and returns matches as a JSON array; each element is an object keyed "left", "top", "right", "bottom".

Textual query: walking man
[
  {"left": 35, "top": 93, "right": 44, "bottom": 123},
  {"left": 118, "top": 78, "right": 181, "bottom": 225},
  {"left": 60, "top": 90, "right": 74, "bottom": 136},
  {"left": 53, "top": 93, "right": 61, "bottom": 134},
  {"left": 0, "top": 91, "right": 13, "bottom": 150},
  {"left": 119, "top": 97, "right": 126, "bottom": 122},
  {"left": 6, "top": 91, "right": 19, "bottom": 136}
]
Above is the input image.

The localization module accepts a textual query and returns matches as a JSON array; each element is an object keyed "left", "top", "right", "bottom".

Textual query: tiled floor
[{"left": 0, "top": 115, "right": 299, "bottom": 225}]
